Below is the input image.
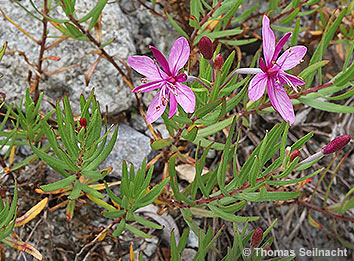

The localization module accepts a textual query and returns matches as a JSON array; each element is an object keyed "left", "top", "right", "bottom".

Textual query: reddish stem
[{"left": 299, "top": 199, "right": 354, "bottom": 223}]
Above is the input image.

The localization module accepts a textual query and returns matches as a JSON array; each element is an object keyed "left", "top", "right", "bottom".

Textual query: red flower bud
[
  {"left": 214, "top": 54, "right": 224, "bottom": 71},
  {"left": 289, "top": 149, "right": 300, "bottom": 162},
  {"left": 198, "top": 37, "right": 213, "bottom": 60},
  {"left": 251, "top": 228, "right": 263, "bottom": 248},
  {"left": 79, "top": 117, "right": 88, "bottom": 129},
  {"left": 322, "top": 135, "right": 351, "bottom": 154}
]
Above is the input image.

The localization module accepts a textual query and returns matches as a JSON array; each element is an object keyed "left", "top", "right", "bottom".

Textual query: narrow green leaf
[
  {"left": 125, "top": 223, "right": 151, "bottom": 239},
  {"left": 298, "top": 97, "right": 354, "bottom": 113},
  {"left": 40, "top": 175, "right": 76, "bottom": 192},
  {"left": 150, "top": 138, "right": 173, "bottom": 150},
  {"left": 200, "top": 28, "right": 243, "bottom": 39},
  {"left": 112, "top": 218, "right": 126, "bottom": 237},
  {"left": 84, "top": 126, "right": 118, "bottom": 171},
  {"left": 208, "top": 205, "right": 258, "bottom": 222},
  {"left": 30, "top": 143, "right": 70, "bottom": 177},
  {"left": 134, "top": 178, "right": 170, "bottom": 209},
  {"left": 103, "top": 210, "right": 125, "bottom": 219},
  {"left": 132, "top": 214, "right": 163, "bottom": 229},
  {"left": 166, "top": 13, "right": 189, "bottom": 38}
]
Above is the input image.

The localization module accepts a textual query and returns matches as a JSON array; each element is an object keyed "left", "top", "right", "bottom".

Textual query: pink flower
[
  {"left": 128, "top": 37, "right": 196, "bottom": 123},
  {"left": 236, "top": 16, "right": 307, "bottom": 125}
]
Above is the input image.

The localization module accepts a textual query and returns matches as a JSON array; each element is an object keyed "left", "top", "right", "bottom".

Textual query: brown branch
[
  {"left": 67, "top": 14, "right": 132, "bottom": 87},
  {"left": 299, "top": 199, "right": 354, "bottom": 223},
  {"left": 31, "top": 0, "right": 49, "bottom": 103}
]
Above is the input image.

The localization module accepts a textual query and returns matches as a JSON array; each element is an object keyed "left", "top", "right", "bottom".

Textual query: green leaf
[
  {"left": 219, "top": 38, "right": 258, "bottom": 46},
  {"left": 68, "top": 180, "right": 82, "bottom": 200},
  {"left": 125, "top": 223, "right": 152, "bottom": 239},
  {"left": 132, "top": 214, "right": 163, "bottom": 229},
  {"left": 134, "top": 178, "right": 170, "bottom": 209},
  {"left": 88, "top": 0, "right": 108, "bottom": 30},
  {"left": 183, "top": 125, "right": 198, "bottom": 142},
  {"left": 200, "top": 28, "right": 243, "bottom": 39},
  {"left": 269, "top": 167, "right": 322, "bottom": 185},
  {"left": 323, "top": 86, "right": 354, "bottom": 101},
  {"left": 306, "top": 8, "right": 347, "bottom": 87},
  {"left": 333, "top": 60, "right": 354, "bottom": 87},
  {"left": 103, "top": 210, "right": 125, "bottom": 219},
  {"left": 197, "top": 116, "right": 234, "bottom": 137},
  {"left": 239, "top": 191, "right": 301, "bottom": 202},
  {"left": 291, "top": 132, "right": 313, "bottom": 151},
  {"left": 64, "top": 23, "right": 85, "bottom": 38},
  {"left": 0, "top": 42, "right": 6, "bottom": 62},
  {"left": 295, "top": 156, "right": 322, "bottom": 171},
  {"left": 208, "top": 204, "right": 258, "bottom": 222},
  {"left": 249, "top": 156, "right": 260, "bottom": 187},
  {"left": 112, "top": 218, "right": 126, "bottom": 237},
  {"left": 298, "top": 60, "right": 329, "bottom": 79},
  {"left": 40, "top": 175, "right": 76, "bottom": 192},
  {"left": 84, "top": 126, "right": 118, "bottom": 171},
  {"left": 150, "top": 138, "right": 173, "bottom": 150},
  {"left": 81, "top": 170, "right": 102, "bottom": 179},
  {"left": 80, "top": 183, "right": 104, "bottom": 198},
  {"left": 171, "top": 115, "right": 193, "bottom": 124},
  {"left": 105, "top": 181, "right": 122, "bottom": 205},
  {"left": 216, "top": 200, "right": 246, "bottom": 213},
  {"left": 298, "top": 97, "right": 354, "bottom": 113},
  {"left": 166, "top": 13, "right": 189, "bottom": 38},
  {"left": 170, "top": 229, "right": 180, "bottom": 261},
  {"left": 30, "top": 143, "right": 70, "bottom": 177},
  {"left": 78, "top": 0, "right": 108, "bottom": 23},
  {"left": 279, "top": 7, "right": 300, "bottom": 24},
  {"left": 195, "top": 98, "right": 223, "bottom": 118},
  {"left": 178, "top": 228, "right": 190, "bottom": 255}
]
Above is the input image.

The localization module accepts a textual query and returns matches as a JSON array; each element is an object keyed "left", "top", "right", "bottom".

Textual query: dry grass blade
[{"left": 85, "top": 54, "right": 102, "bottom": 86}]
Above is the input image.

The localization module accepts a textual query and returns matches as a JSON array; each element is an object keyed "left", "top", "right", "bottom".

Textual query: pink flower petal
[
  {"left": 168, "top": 37, "right": 190, "bottom": 76},
  {"left": 262, "top": 16, "right": 275, "bottom": 67},
  {"left": 169, "top": 93, "right": 178, "bottom": 119},
  {"left": 150, "top": 46, "right": 172, "bottom": 75},
  {"left": 132, "top": 80, "right": 163, "bottom": 93},
  {"left": 267, "top": 79, "right": 295, "bottom": 125},
  {"left": 174, "top": 83, "right": 195, "bottom": 113},
  {"left": 272, "top": 32, "right": 292, "bottom": 61},
  {"left": 176, "top": 73, "right": 187, "bottom": 82},
  {"left": 236, "top": 68, "right": 262, "bottom": 74},
  {"left": 146, "top": 89, "right": 168, "bottom": 123},
  {"left": 276, "top": 46, "right": 307, "bottom": 70},
  {"left": 128, "top": 56, "right": 168, "bottom": 81},
  {"left": 248, "top": 72, "right": 268, "bottom": 101},
  {"left": 278, "top": 70, "right": 305, "bottom": 92},
  {"left": 259, "top": 57, "right": 267, "bottom": 72}
]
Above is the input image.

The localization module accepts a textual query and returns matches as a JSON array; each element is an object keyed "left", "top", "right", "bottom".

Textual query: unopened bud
[
  {"left": 198, "top": 37, "right": 213, "bottom": 60},
  {"left": 214, "top": 54, "right": 224, "bottom": 71},
  {"left": 79, "top": 117, "right": 88, "bottom": 129},
  {"left": 251, "top": 228, "right": 263, "bottom": 248},
  {"left": 290, "top": 149, "right": 300, "bottom": 162},
  {"left": 322, "top": 135, "right": 351, "bottom": 154}
]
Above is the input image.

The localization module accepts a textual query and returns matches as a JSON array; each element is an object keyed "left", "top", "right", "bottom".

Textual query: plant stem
[{"left": 299, "top": 199, "right": 354, "bottom": 223}]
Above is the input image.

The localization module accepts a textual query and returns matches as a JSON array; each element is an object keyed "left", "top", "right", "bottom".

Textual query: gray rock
[
  {"left": 181, "top": 248, "right": 197, "bottom": 261},
  {"left": 119, "top": 1, "right": 180, "bottom": 54},
  {"left": 143, "top": 236, "right": 159, "bottom": 257},
  {"left": 0, "top": 0, "right": 136, "bottom": 115},
  {"left": 100, "top": 123, "right": 152, "bottom": 177},
  {"left": 187, "top": 229, "right": 199, "bottom": 249}
]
